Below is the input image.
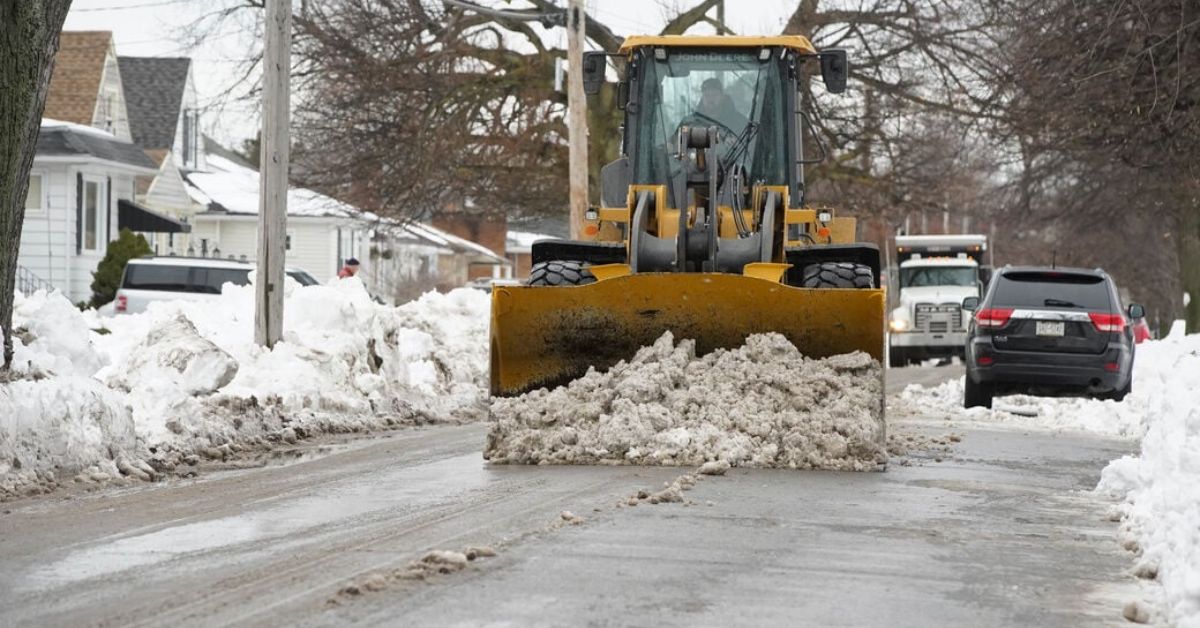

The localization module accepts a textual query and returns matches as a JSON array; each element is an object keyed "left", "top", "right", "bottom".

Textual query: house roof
[
  {"left": 188, "top": 146, "right": 507, "bottom": 264},
  {"left": 36, "top": 118, "right": 157, "bottom": 170},
  {"left": 118, "top": 56, "right": 190, "bottom": 151},
  {"left": 186, "top": 153, "right": 363, "bottom": 218},
  {"left": 400, "top": 221, "right": 509, "bottom": 263},
  {"left": 44, "top": 31, "right": 112, "bottom": 125}
]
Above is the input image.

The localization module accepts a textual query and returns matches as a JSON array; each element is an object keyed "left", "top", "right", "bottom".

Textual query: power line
[
  {"left": 442, "top": 0, "right": 566, "bottom": 28},
  {"left": 72, "top": 0, "right": 192, "bottom": 12}
]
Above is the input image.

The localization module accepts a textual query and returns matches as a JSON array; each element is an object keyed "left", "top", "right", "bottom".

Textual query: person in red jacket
[
  {"left": 338, "top": 257, "right": 360, "bottom": 279},
  {"left": 1131, "top": 316, "right": 1152, "bottom": 344}
]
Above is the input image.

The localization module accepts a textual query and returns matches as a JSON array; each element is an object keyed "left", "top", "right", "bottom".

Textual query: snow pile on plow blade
[
  {"left": 485, "top": 332, "right": 886, "bottom": 471},
  {"left": 489, "top": 273, "right": 885, "bottom": 397}
]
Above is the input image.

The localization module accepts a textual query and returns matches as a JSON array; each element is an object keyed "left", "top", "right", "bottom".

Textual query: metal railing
[{"left": 16, "top": 265, "right": 54, "bottom": 295}]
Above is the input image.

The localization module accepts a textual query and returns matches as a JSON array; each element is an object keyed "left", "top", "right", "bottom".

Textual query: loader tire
[
  {"left": 528, "top": 260, "right": 597, "bottom": 287},
  {"left": 800, "top": 262, "right": 875, "bottom": 289}
]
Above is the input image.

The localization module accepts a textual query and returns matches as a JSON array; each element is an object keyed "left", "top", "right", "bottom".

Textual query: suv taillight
[
  {"left": 1089, "top": 312, "right": 1126, "bottom": 332},
  {"left": 975, "top": 307, "right": 1013, "bottom": 328},
  {"left": 115, "top": 294, "right": 127, "bottom": 313}
]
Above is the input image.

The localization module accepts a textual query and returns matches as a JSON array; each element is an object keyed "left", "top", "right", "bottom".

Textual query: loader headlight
[{"left": 889, "top": 318, "right": 910, "bottom": 332}]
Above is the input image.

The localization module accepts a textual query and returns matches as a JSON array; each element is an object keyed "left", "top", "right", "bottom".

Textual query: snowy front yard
[{"left": 1, "top": 279, "right": 490, "bottom": 497}]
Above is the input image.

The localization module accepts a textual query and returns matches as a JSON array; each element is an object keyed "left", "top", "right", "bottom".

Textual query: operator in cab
[{"left": 695, "top": 78, "right": 748, "bottom": 134}]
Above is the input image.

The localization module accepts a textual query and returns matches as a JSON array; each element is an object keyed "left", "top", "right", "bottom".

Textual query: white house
[
  {"left": 184, "top": 151, "right": 369, "bottom": 283},
  {"left": 183, "top": 149, "right": 509, "bottom": 299},
  {"left": 18, "top": 120, "right": 163, "bottom": 303},
  {"left": 368, "top": 220, "right": 513, "bottom": 303}
]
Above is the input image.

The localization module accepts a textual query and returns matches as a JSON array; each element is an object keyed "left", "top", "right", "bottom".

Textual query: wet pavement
[{"left": 0, "top": 365, "right": 1143, "bottom": 627}]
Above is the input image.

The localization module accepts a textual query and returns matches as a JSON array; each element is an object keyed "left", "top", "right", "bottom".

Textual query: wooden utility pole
[
  {"left": 567, "top": 0, "right": 587, "bottom": 239},
  {"left": 256, "top": 0, "right": 291, "bottom": 347}
]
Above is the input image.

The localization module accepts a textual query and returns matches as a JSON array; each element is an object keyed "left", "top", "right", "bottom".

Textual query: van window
[
  {"left": 122, "top": 264, "right": 190, "bottom": 291},
  {"left": 991, "top": 272, "right": 1111, "bottom": 310},
  {"left": 193, "top": 268, "right": 252, "bottom": 294}
]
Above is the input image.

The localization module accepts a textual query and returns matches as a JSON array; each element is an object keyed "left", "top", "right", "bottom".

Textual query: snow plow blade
[{"left": 490, "top": 273, "right": 885, "bottom": 396}]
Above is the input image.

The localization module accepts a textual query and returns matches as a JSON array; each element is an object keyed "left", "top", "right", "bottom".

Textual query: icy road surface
[{"left": 0, "top": 365, "right": 1141, "bottom": 627}]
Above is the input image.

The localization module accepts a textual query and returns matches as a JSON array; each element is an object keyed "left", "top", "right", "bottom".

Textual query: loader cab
[
  {"left": 628, "top": 46, "right": 792, "bottom": 211},
  {"left": 588, "top": 37, "right": 847, "bottom": 212}
]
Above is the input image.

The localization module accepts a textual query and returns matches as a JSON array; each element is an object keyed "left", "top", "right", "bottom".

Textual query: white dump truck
[{"left": 888, "top": 234, "right": 989, "bottom": 367}]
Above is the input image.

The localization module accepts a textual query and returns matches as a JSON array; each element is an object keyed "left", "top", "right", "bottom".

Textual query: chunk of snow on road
[{"left": 486, "top": 332, "right": 885, "bottom": 470}]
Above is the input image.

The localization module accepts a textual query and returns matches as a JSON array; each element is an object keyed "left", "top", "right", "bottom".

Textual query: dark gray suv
[{"left": 961, "top": 266, "right": 1142, "bottom": 408}]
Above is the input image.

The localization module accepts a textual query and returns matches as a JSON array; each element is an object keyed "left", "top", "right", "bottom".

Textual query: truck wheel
[
  {"left": 964, "top": 376, "right": 993, "bottom": 409},
  {"left": 801, "top": 262, "right": 875, "bottom": 289},
  {"left": 528, "top": 260, "right": 596, "bottom": 287},
  {"left": 889, "top": 347, "right": 906, "bottom": 368}
]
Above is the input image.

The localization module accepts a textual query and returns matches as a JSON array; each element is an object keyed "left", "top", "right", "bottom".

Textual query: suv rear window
[
  {"left": 122, "top": 264, "right": 189, "bottom": 291},
  {"left": 194, "top": 268, "right": 251, "bottom": 294},
  {"left": 990, "top": 271, "right": 1112, "bottom": 310},
  {"left": 122, "top": 264, "right": 253, "bottom": 294}
]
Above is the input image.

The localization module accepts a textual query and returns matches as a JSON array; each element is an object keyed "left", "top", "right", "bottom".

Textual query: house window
[
  {"left": 83, "top": 178, "right": 103, "bottom": 251},
  {"left": 25, "top": 174, "right": 43, "bottom": 213},
  {"left": 182, "top": 110, "right": 192, "bottom": 166},
  {"left": 286, "top": 233, "right": 293, "bottom": 251},
  {"left": 181, "top": 109, "right": 200, "bottom": 166}
]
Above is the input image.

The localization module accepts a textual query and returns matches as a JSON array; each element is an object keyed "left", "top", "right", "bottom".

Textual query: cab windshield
[
  {"left": 900, "top": 266, "right": 978, "bottom": 288},
  {"left": 634, "top": 49, "right": 788, "bottom": 209}
]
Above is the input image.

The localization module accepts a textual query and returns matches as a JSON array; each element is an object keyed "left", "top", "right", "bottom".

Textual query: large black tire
[
  {"left": 528, "top": 260, "right": 596, "bottom": 287},
  {"left": 889, "top": 347, "right": 906, "bottom": 368},
  {"left": 964, "top": 376, "right": 994, "bottom": 409},
  {"left": 801, "top": 262, "right": 875, "bottom": 289}
]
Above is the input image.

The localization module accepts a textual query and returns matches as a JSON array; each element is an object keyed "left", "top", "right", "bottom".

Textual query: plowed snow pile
[
  {"left": 486, "top": 332, "right": 885, "bottom": 470},
  {"left": 1, "top": 281, "right": 490, "bottom": 499}
]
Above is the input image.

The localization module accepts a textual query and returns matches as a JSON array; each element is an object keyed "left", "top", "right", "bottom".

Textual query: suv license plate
[{"left": 1036, "top": 321, "right": 1065, "bottom": 337}]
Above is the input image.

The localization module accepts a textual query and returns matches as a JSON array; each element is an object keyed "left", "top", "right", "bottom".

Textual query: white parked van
[{"left": 114, "top": 257, "right": 320, "bottom": 314}]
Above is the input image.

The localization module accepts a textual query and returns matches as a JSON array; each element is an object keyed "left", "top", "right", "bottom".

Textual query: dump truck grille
[{"left": 915, "top": 303, "right": 964, "bottom": 333}]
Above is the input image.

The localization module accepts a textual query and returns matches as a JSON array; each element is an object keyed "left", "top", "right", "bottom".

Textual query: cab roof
[{"left": 618, "top": 35, "right": 818, "bottom": 55}]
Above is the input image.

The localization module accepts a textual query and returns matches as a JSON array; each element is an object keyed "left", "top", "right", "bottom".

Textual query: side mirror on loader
[
  {"left": 582, "top": 51, "right": 607, "bottom": 95},
  {"left": 819, "top": 50, "right": 849, "bottom": 94}
]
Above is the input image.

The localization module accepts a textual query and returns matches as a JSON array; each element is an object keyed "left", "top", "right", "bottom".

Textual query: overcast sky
[{"left": 64, "top": 0, "right": 797, "bottom": 147}]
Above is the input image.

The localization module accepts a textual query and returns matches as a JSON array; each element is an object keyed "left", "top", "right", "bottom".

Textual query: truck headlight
[{"left": 889, "top": 318, "right": 910, "bottom": 332}]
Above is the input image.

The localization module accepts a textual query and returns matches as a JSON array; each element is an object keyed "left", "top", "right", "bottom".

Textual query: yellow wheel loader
[{"left": 491, "top": 35, "right": 885, "bottom": 398}]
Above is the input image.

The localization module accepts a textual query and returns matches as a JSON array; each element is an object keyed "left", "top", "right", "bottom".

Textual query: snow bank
[
  {"left": 486, "top": 332, "right": 886, "bottom": 470},
  {"left": 1095, "top": 331, "right": 1200, "bottom": 627},
  {"left": 2, "top": 282, "right": 491, "bottom": 498},
  {"left": 899, "top": 329, "right": 1194, "bottom": 439},
  {"left": 898, "top": 377, "right": 1145, "bottom": 437}
]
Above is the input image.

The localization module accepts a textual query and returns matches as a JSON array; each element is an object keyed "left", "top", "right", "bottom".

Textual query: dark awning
[{"left": 118, "top": 199, "right": 191, "bottom": 233}]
